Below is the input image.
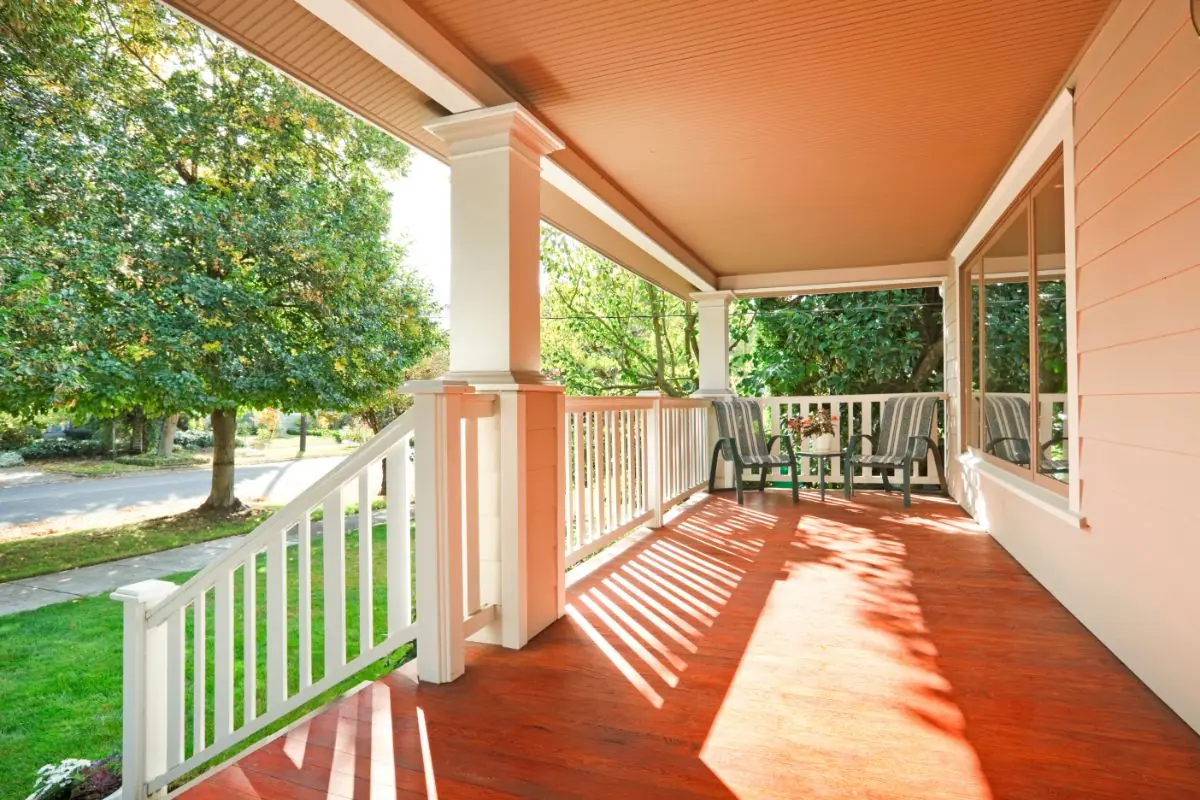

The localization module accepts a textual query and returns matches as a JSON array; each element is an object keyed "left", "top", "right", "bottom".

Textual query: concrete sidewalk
[{"left": 0, "top": 511, "right": 383, "bottom": 617}]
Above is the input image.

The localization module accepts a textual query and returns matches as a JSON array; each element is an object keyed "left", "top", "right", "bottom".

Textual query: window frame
[{"left": 959, "top": 148, "right": 1068, "bottom": 496}]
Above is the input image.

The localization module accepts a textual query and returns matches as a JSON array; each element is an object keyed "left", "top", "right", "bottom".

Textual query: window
[{"left": 960, "top": 151, "right": 1069, "bottom": 493}]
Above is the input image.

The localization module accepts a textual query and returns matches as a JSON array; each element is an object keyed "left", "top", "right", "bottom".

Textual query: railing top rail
[
  {"left": 761, "top": 391, "right": 949, "bottom": 403},
  {"left": 147, "top": 407, "right": 418, "bottom": 626},
  {"left": 661, "top": 397, "right": 712, "bottom": 408},
  {"left": 565, "top": 396, "right": 658, "bottom": 411}
]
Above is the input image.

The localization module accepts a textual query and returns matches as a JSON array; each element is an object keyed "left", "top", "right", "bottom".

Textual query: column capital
[
  {"left": 689, "top": 290, "right": 737, "bottom": 306},
  {"left": 425, "top": 102, "right": 564, "bottom": 160}
]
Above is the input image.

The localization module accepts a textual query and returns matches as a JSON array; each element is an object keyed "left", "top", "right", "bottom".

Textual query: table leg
[{"left": 819, "top": 457, "right": 826, "bottom": 501}]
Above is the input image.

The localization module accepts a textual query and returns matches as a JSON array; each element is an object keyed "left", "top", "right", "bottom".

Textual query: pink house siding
[{"left": 953, "top": 0, "right": 1200, "bottom": 733}]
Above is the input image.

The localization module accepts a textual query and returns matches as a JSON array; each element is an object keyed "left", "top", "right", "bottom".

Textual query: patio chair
[
  {"left": 844, "top": 395, "right": 946, "bottom": 508},
  {"left": 984, "top": 395, "right": 1068, "bottom": 475},
  {"left": 708, "top": 398, "right": 799, "bottom": 505}
]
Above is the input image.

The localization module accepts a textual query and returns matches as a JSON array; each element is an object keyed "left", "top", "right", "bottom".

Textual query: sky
[{"left": 387, "top": 151, "right": 452, "bottom": 312}]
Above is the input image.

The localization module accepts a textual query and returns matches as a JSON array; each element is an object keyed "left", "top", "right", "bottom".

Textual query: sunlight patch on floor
[{"left": 700, "top": 516, "right": 993, "bottom": 800}]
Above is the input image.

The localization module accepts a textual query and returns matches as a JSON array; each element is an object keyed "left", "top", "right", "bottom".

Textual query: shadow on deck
[{"left": 178, "top": 492, "right": 1200, "bottom": 799}]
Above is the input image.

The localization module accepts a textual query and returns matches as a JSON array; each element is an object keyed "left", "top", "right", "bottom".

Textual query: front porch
[{"left": 177, "top": 492, "right": 1200, "bottom": 800}]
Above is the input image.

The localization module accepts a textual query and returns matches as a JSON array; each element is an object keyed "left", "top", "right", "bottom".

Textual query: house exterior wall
[{"left": 949, "top": 0, "right": 1200, "bottom": 733}]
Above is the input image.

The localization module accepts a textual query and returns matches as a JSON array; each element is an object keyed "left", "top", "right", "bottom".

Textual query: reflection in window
[
  {"left": 967, "top": 259, "right": 982, "bottom": 449},
  {"left": 1035, "top": 165, "right": 1068, "bottom": 483},
  {"left": 983, "top": 207, "right": 1030, "bottom": 468}
]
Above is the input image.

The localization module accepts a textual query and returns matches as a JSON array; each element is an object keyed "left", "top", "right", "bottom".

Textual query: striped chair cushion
[
  {"left": 984, "top": 395, "right": 1032, "bottom": 465},
  {"left": 713, "top": 399, "right": 778, "bottom": 465},
  {"left": 871, "top": 395, "right": 939, "bottom": 463}
]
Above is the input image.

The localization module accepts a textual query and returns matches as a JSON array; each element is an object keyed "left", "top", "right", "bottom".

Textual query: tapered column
[
  {"left": 425, "top": 104, "right": 566, "bottom": 649},
  {"left": 691, "top": 291, "right": 736, "bottom": 397}
]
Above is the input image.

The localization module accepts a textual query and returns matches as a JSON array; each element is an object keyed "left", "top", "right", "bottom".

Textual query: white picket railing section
[
  {"left": 563, "top": 395, "right": 710, "bottom": 568},
  {"left": 114, "top": 383, "right": 496, "bottom": 798},
  {"left": 755, "top": 393, "right": 947, "bottom": 488}
]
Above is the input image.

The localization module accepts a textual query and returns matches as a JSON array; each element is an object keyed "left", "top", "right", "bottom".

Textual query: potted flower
[{"left": 785, "top": 410, "right": 839, "bottom": 453}]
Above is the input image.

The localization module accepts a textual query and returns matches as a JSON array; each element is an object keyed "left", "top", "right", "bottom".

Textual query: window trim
[{"left": 959, "top": 150, "right": 1068, "bottom": 498}]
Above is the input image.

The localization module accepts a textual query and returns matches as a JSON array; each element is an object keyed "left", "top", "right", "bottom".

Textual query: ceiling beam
[
  {"left": 291, "top": 0, "right": 716, "bottom": 292},
  {"left": 719, "top": 261, "right": 950, "bottom": 297}
]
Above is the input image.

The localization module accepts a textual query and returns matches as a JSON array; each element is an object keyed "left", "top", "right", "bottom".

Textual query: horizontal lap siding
[{"left": 1068, "top": 0, "right": 1200, "bottom": 731}]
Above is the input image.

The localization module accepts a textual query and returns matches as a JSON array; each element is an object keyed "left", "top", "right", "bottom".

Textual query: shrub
[
  {"left": 286, "top": 427, "right": 339, "bottom": 438},
  {"left": 25, "top": 755, "right": 121, "bottom": 800},
  {"left": 337, "top": 423, "right": 372, "bottom": 445},
  {"left": 254, "top": 407, "right": 282, "bottom": 443},
  {"left": 19, "top": 439, "right": 103, "bottom": 460},
  {"left": 0, "top": 416, "right": 38, "bottom": 450},
  {"left": 114, "top": 454, "right": 203, "bottom": 468},
  {"left": 236, "top": 420, "right": 257, "bottom": 437},
  {"left": 174, "top": 429, "right": 213, "bottom": 449},
  {"left": 174, "top": 430, "right": 245, "bottom": 450},
  {"left": 63, "top": 428, "right": 94, "bottom": 441},
  {"left": 0, "top": 450, "right": 25, "bottom": 468}
]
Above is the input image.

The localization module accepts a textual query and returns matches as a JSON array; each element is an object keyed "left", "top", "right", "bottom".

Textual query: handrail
[{"left": 148, "top": 408, "right": 418, "bottom": 626}]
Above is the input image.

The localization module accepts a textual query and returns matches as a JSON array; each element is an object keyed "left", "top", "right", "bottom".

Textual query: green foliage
[
  {"left": 1, "top": 0, "right": 443, "bottom": 508},
  {"left": 285, "top": 427, "right": 338, "bottom": 438},
  {"left": 541, "top": 227, "right": 696, "bottom": 396},
  {"left": 63, "top": 428, "right": 94, "bottom": 441},
  {"left": 173, "top": 429, "right": 214, "bottom": 449},
  {"left": 113, "top": 453, "right": 202, "bottom": 467},
  {"left": 735, "top": 289, "right": 946, "bottom": 396},
  {"left": 0, "top": 415, "right": 40, "bottom": 450},
  {"left": 18, "top": 439, "right": 103, "bottom": 460}
]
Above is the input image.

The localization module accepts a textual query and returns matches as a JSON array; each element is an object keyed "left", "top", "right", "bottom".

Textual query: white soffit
[{"left": 293, "top": 0, "right": 716, "bottom": 292}]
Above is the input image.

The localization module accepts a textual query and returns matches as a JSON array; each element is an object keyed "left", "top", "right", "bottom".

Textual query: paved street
[{"left": 0, "top": 456, "right": 352, "bottom": 537}]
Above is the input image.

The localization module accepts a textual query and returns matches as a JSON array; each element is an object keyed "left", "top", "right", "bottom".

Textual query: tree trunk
[
  {"left": 129, "top": 407, "right": 148, "bottom": 454},
  {"left": 298, "top": 413, "right": 307, "bottom": 454},
  {"left": 200, "top": 409, "right": 246, "bottom": 515},
  {"left": 99, "top": 420, "right": 116, "bottom": 458},
  {"left": 379, "top": 457, "right": 388, "bottom": 497},
  {"left": 157, "top": 413, "right": 180, "bottom": 458}
]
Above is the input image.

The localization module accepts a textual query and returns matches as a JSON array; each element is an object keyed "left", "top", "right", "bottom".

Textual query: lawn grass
[
  {"left": 40, "top": 459, "right": 195, "bottom": 478},
  {"left": 0, "top": 523, "right": 411, "bottom": 799},
  {"left": 0, "top": 510, "right": 272, "bottom": 583}
]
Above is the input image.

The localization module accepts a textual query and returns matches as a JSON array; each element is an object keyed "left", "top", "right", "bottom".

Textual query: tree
[
  {"left": 1, "top": 0, "right": 443, "bottom": 514},
  {"left": 735, "top": 289, "right": 945, "bottom": 396},
  {"left": 541, "top": 226, "right": 697, "bottom": 396}
]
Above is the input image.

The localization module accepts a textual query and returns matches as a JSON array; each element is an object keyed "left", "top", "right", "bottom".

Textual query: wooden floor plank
[{"left": 178, "top": 492, "right": 1200, "bottom": 799}]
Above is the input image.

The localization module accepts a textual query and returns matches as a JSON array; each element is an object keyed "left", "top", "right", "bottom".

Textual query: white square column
[
  {"left": 691, "top": 290, "right": 736, "bottom": 397},
  {"left": 425, "top": 104, "right": 565, "bottom": 649}
]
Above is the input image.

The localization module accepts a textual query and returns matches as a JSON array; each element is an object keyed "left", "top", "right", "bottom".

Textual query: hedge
[
  {"left": 284, "top": 427, "right": 340, "bottom": 438},
  {"left": 114, "top": 454, "right": 204, "bottom": 468},
  {"left": 19, "top": 439, "right": 104, "bottom": 460}
]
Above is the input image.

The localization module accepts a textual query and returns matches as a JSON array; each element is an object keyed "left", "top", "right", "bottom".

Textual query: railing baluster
[
  {"left": 266, "top": 527, "right": 287, "bottom": 708},
  {"left": 386, "top": 438, "right": 412, "bottom": 632},
  {"left": 462, "top": 415, "right": 480, "bottom": 617},
  {"left": 192, "top": 592, "right": 206, "bottom": 756},
  {"left": 166, "top": 607, "right": 185, "bottom": 768},
  {"left": 573, "top": 415, "right": 585, "bottom": 554},
  {"left": 243, "top": 556, "right": 256, "bottom": 724},
  {"left": 213, "top": 573, "right": 234, "bottom": 739},
  {"left": 358, "top": 472, "right": 374, "bottom": 652},
  {"left": 323, "top": 490, "right": 346, "bottom": 676},
  {"left": 298, "top": 514, "right": 312, "bottom": 690}
]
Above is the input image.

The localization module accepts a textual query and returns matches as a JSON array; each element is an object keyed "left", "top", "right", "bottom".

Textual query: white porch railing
[
  {"left": 113, "top": 383, "right": 496, "bottom": 799},
  {"left": 754, "top": 393, "right": 948, "bottom": 488},
  {"left": 563, "top": 394, "right": 710, "bottom": 568}
]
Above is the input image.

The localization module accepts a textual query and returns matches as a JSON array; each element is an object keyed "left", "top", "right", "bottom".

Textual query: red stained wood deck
[{"left": 178, "top": 492, "right": 1200, "bottom": 799}]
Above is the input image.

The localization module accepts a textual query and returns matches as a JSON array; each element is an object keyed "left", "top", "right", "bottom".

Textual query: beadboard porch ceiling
[{"left": 161, "top": 0, "right": 1111, "bottom": 294}]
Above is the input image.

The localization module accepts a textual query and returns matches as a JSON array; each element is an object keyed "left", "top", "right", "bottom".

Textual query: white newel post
[
  {"left": 112, "top": 579, "right": 178, "bottom": 800},
  {"left": 425, "top": 103, "right": 566, "bottom": 650},
  {"left": 409, "top": 380, "right": 468, "bottom": 683}
]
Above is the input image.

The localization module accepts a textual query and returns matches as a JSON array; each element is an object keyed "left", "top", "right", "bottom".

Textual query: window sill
[{"left": 958, "top": 450, "right": 1087, "bottom": 530}]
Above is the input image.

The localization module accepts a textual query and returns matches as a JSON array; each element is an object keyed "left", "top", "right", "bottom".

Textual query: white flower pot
[{"left": 813, "top": 433, "right": 836, "bottom": 452}]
